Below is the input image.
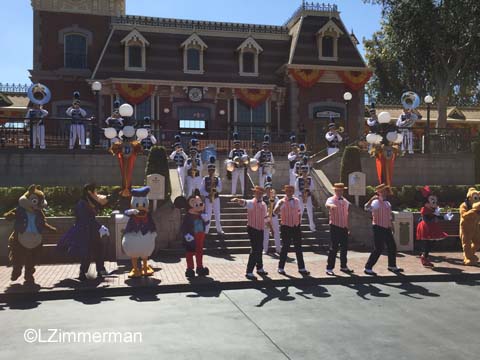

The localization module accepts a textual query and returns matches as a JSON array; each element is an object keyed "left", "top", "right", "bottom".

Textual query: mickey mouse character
[
  {"left": 416, "top": 186, "right": 453, "bottom": 267},
  {"left": 4, "top": 185, "right": 56, "bottom": 283},
  {"left": 175, "top": 192, "right": 210, "bottom": 278}
]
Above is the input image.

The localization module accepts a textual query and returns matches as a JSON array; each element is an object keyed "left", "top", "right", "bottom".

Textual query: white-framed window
[
  {"left": 181, "top": 33, "right": 208, "bottom": 74},
  {"left": 121, "top": 29, "right": 149, "bottom": 71},
  {"left": 316, "top": 19, "right": 344, "bottom": 61},
  {"left": 64, "top": 34, "right": 87, "bottom": 69},
  {"left": 237, "top": 37, "right": 263, "bottom": 77}
]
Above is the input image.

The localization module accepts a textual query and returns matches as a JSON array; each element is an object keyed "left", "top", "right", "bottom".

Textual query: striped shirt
[
  {"left": 366, "top": 198, "right": 392, "bottom": 228},
  {"left": 278, "top": 196, "right": 301, "bottom": 227},
  {"left": 244, "top": 198, "right": 268, "bottom": 231},
  {"left": 326, "top": 195, "right": 349, "bottom": 228}
]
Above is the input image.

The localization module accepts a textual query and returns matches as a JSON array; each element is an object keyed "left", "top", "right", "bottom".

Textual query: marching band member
[
  {"left": 325, "top": 183, "right": 353, "bottom": 276},
  {"left": 66, "top": 92, "right": 88, "bottom": 150},
  {"left": 185, "top": 145, "right": 203, "bottom": 197},
  {"left": 200, "top": 157, "right": 225, "bottom": 236},
  {"left": 366, "top": 103, "right": 379, "bottom": 133},
  {"left": 254, "top": 135, "right": 274, "bottom": 188},
  {"left": 139, "top": 116, "right": 157, "bottom": 151},
  {"left": 295, "top": 165, "right": 316, "bottom": 232},
  {"left": 396, "top": 108, "right": 421, "bottom": 155},
  {"left": 26, "top": 103, "right": 48, "bottom": 149},
  {"left": 263, "top": 177, "right": 281, "bottom": 255},
  {"left": 105, "top": 100, "right": 123, "bottom": 145},
  {"left": 325, "top": 119, "right": 342, "bottom": 156},
  {"left": 287, "top": 135, "right": 300, "bottom": 186},
  {"left": 364, "top": 183, "right": 403, "bottom": 275},
  {"left": 169, "top": 135, "right": 188, "bottom": 196},
  {"left": 232, "top": 186, "right": 269, "bottom": 280},
  {"left": 274, "top": 185, "right": 310, "bottom": 276},
  {"left": 228, "top": 133, "right": 248, "bottom": 195}
]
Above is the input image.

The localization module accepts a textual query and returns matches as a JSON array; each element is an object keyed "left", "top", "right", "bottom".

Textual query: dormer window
[
  {"left": 316, "top": 19, "right": 344, "bottom": 61},
  {"left": 237, "top": 37, "right": 263, "bottom": 77},
  {"left": 121, "top": 29, "right": 149, "bottom": 71},
  {"left": 181, "top": 33, "right": 207, "bottom": 74}
]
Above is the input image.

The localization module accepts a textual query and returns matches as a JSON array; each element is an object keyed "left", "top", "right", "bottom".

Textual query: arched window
[
  {"left": 181, "top": 33, "right": 207, "bottom": 74},
  {"left": 121, "top": 29, "right": 149, "bottom": 72},
  {"left": 65, "top": 34, "right": 87, "bottom": 68},
  {"left": 322, "top": 36, "right": 334, "bottom": 58}
]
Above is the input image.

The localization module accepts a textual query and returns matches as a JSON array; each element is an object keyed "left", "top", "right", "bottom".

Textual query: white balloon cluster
[{"left": 103, "top": 102, "right": 149, "bottom": 142}]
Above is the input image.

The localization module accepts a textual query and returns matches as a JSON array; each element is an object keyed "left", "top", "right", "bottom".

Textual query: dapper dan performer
[
  {"left": 122, "top": 187, "right": 157, "bottom": 278},
  {"left": 66, "top": 91, "right": 89, "bottom": 149},
  {"left": 263, "top": 177, "right": 281, "bottom": 254},
  {"left": 274, "top": 185, "right": 310, "bottom": 276},
  {"left": 232, "top": 186, "right": 269, "bottom": 280},
  {"left": 105, "top": 100, "right": 124, "bottom": 145},
  {"left": 57, "top": 183, "right": 110, "bottom": 281},
  {"left": 325, "top": 183, "right": 353, "bottom": 276},
  {"left": 363, "top": 184, "right": 403, "bottom": 275},
  {"left": 200, "top": 156, "right": 225, "bottom": 236},
  {"left": 228, "top": 132, "right": 248, "bottom": 195},
  {"left": 4, "top": 185, "right": 56, "bottom": 283},
  {"left": 169, "top": 135, "right": 188, "bottom": 196},
  {"left": 287, "top": 135, "right": 300, "bottom": 186},
  {"left": 396, "top": 108, "right": 421, "bottom": 155},
  {"left": 176, "top": 193, "right": 210, "bottom": 278},
  {"left": 295, "top": 164, "right": 316, "bottom": 232},
  {"left": 416, "top": 186, "right": 454, "bottom": 268},
  {"left": 325, "top": 119, "right": 343, "bottom": 156},
  {"left": 26, "top": 103, "right": 48, "bottom": 149},
  {"left": 254, "top": 135, "right": 274, "bottom": 188}
]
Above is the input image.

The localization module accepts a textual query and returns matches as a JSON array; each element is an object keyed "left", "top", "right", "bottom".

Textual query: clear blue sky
[{"left": 0, "top": 0, "right": 382, "bottom": 84}]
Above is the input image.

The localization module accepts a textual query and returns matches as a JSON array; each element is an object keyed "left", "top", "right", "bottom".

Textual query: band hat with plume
[
  {"left": 113, "top": 100, "right": 120, "bottom": 114},
  {"left": 369, "top": 102, "right": 376, "bottom": 113},
  {"left": 207, "top": 156, "right": 216, "bottom": 170},
  {"left": 328, "top": 117, "right": 337, "bottom": 129},
  {"left": 173, "top": 134, "right": 182, "bottom": 148},
  {"left": 290, "top": 134, "right": 297, "bottom": 147},
  {"left": 72, "top": 91, "right": 81, "bottom": 105},
  {"left": 233, "top": 132, "right": 240, "bottom": 145}
]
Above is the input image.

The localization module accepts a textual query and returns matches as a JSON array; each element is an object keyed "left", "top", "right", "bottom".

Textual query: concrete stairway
[{"left": 204, "top": 194, "right": 330, "bottom": 254}]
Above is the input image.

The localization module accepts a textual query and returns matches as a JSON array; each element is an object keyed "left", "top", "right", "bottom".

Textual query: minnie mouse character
[
  {"left": 175, "top": 192, "right": 210, "bottom": 278},
  {"left": 416, "top": 186, "right": 454, "bottom": 267}
]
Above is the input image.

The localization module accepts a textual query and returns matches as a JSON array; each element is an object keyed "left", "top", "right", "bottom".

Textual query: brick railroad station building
[{"left": 30, "top": 0, "right": 371, "bottom": 148}]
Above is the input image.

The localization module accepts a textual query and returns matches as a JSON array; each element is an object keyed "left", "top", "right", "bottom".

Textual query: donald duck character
[{"left": 122, "top": 186, "right": 157, "bottom": 278}]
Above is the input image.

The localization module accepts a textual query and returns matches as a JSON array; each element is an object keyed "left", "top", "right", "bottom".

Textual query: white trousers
[
  {"left": 33, "top": 124, "right": 45, "bottom": 149},
  {"left": 401, "top": 130, "right": 414, "bottom": 154},
  {"left": 177, "top": 166, "right": 186, "bottom": 195},
  {"left": 298, "top": 196, "right": 316, "bottom": 231},
  {"left": 289, "top": 168, "right": 297, "bottom": 186},
  {"left": 205, "top": 197, "right": 223, "bottom": 234},
  {"left": 231, "top": 168, "right": 245, "bottom": 195},
  {"left": 186, "top": 176, "right": 202, "bottom": 197},
  {"left": 327, "top": 147, "right": 339, "bottom": 156},
  {"left": 69, "top": 124, "right": 86, "bottom": 149},
  {"left": 263, "top": 215, "right": 281, "bottom": 253}
]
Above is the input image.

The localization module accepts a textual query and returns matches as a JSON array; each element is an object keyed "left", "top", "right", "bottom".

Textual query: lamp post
[
  {"left": 91, "top": 81, "right": 102, "bottom": 149},
  {"left": 424, "top": 94, "right": 433, "bottom": 153},
  {"left": 343, "top": 91, "right": 352, "bottom": 143}
]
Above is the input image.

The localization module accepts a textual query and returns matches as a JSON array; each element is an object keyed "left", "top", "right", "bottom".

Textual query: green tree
[
  {"left": 364, "top": 0, "right": 480, "bottom": 126},
  {"left": 145, "top": 146, "right": 171, "bottom": 200},
  {"left": 340, "top": 146, "right": 362, "bottom": 185}
]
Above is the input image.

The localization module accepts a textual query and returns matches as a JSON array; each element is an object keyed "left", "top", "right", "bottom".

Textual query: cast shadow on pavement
[
  {"left": 255, "top": 286, "right": 296, "bottom": 307},
  {"left": 342, "top": 281, "right": 390, "bottom": 300},
  {"left": 382, "top": 282, "right": 440, "bottom": 299},
  {"left": 294, "top": 284, "right": 331, "bottom": 300}
]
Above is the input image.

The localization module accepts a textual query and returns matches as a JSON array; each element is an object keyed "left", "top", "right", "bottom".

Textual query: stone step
[
  {"left": 202, "top": 243, "right": 330, "bottom": 255},
  {"left": 208, "top": 219, "right": 328, "bottom": 227},
  {"left": 204, "top": 235, "right": 330, "bottom": 246},
  {"left": 208, "top": 224, "right": 330, "bottom": 234}
]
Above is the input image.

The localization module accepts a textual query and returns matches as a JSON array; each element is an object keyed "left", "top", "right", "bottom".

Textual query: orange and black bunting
[
  {"left": 115, "top": 83, "right": 155, "bottom": 105},
  {"left": 288, "top": 68, "right": 326, "bottom": 88},
  {"left": 235, "top": 88, "right": 272, "bottom": 108},
  {"left": 337, "top": 70, "right": 372, "bottom": 91}
]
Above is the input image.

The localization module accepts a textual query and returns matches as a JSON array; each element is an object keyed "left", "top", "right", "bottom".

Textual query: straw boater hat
[
  {"left": 333, "top": 183, "right": 347, "bottom": 190},
  {"left": 252, "top": 186, "right": 265, "bottom": 193},
  {"left": 375, "top": 183, "right": 390, "bottom": 193}
]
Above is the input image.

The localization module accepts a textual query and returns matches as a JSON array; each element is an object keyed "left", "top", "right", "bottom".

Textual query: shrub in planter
[
  {"left": 145, "top": 146, "right": 172, "bottom": 206},
  {"left": 340, "top": 146, "right": 362, "bottom": 185}
]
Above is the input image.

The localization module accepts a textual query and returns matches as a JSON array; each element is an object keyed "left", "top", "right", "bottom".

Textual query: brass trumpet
[{"left": 337, "top": 126, "right": 345, "bottom": 133}]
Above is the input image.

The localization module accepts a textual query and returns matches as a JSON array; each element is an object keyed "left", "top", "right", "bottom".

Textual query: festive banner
[
  {"left": 337, "top": 70, "right": 372, "bottom": 91},
  {"left": 288, "top": 68, "right": 326, "bottom": 88},
  {"left": 115, "top": 83, "right": 154, "bottom": 105},
  {"left": 235, "top": 88, "right": 271, "bottom": 108},
  {"left": 110, "top": 141, "right": 144, "bottom": 197}
]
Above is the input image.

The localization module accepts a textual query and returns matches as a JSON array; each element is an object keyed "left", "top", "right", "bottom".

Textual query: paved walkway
[{"left": 1, "top": 251, "right": 479, "bottom": 301}]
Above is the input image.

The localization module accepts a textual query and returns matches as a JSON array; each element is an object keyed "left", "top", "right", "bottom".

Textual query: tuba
[
  {"left": 401, "top": 91, "right": 420, "bottom": 110},
  {"left": 27, "top": 83, "right": 51, "bottom": 105}
]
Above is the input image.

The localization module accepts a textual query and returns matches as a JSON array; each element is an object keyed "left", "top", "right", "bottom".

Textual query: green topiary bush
[
  {"left": 473, "top": 141, "right": 480, "bottom": 183},
  {"left": 340, "top": 146, "right": 362, "bottom": 185},
  {"left": 145, "top": 146, "right": 171, "bottom": 204}
]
